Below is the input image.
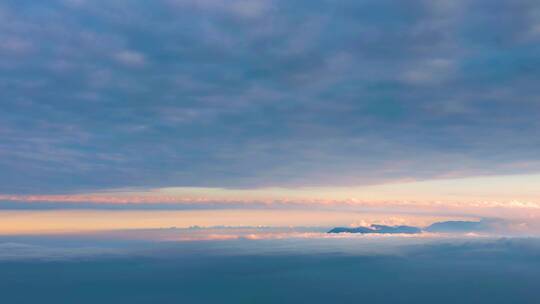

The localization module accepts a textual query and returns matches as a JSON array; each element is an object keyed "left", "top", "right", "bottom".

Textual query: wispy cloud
[{"left": 113, "top": 50, "right": 146, "bottom": 67}]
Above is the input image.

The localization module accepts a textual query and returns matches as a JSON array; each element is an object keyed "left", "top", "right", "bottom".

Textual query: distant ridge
[
  {"left": 328, "top": 220, "right": 486, "bottom": 234},
  {"left": 424, "top": 220, "right": 487, "bottom": 233},
  {"left": 328, "top": 224, "right": 421, "bottom": 234}
]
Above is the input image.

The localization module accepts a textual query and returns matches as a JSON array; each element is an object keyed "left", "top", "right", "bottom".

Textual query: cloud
[
  {"left": 404, "top": 238, "right": 540, "bottom": 261},
  {"left": 167, "top": 0, "right": 271, "bottom": 19},
  {"left": 0, "top": 0, "right": 539, "bottom": 193},
  {"left": 400, "top": 58, "right": 457, "bottom": 85},
  {"left": 0, "top": 242, "right": 123, "bottom": 261},
  {"left": 1, "top": 237, "right": 540, "bottom": 304},
  {"left": 113, "top": 50, "right": 146, "bottom": 67},
  {"left": 1, "top": 233, "right": 540, "bottom": 262},
  {"left": 0, "top": 37, "right": 33, "bottom": 54}
]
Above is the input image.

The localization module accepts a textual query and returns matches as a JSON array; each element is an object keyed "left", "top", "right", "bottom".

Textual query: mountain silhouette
[{"left": 328, "top": 225, "right": 421, "bottom": 234}]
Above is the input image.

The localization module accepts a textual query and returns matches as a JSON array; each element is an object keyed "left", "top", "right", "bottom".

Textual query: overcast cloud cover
[{"left": 2, "top": 0, "right": 540, "bottom": 194}]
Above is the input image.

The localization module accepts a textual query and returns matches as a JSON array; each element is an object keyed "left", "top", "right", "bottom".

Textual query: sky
[
  {"left": 2, "top": 3, "right": 540, "bottom": 303},
  {"left": 1, "top": 0, "right": 540, "bottom": 235}
]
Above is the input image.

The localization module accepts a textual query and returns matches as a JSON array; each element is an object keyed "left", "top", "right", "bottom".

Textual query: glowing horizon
[{"left": 3, "top": 172, "right": 539, "bottom": 208}]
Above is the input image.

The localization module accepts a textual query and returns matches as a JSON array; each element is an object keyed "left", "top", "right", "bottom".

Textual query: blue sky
[{"left": 1, "top": 0, "right": 540, "bottom": 197}]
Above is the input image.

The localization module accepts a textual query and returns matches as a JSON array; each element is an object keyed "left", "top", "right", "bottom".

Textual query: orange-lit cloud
[{"left": 2, "top": 173, "right": 540, "bottom": 208}]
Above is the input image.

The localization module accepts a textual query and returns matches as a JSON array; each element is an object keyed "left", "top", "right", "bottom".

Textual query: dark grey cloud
[{"left": 1, "top": 0, "right": 540, "bottom": 193}]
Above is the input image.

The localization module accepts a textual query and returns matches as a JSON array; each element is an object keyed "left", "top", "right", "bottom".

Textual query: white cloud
[
  {"left": 113, "top": 50, "right": 146, "bottom": 67},
  {"left": 401, "top": 58, "right": 456, "bottom": 85},
  {"left": 0, "top": 37, "right": 33, "bottom": 54},
  {"left": 167, "top": 0, "right": 270, "bottom": 19}
]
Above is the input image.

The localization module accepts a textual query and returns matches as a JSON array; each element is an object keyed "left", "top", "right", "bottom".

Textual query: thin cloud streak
[{"left": 1, "top": 194, "right": 539, "bottom": 210}]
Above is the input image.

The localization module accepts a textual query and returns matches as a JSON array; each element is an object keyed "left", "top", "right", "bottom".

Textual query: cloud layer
[
  {"left": 3, "top": 237, "right": 540, "bottom": 303},
  {"left": 1, "top": 0, "right": 540, "bottom": 193}
]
